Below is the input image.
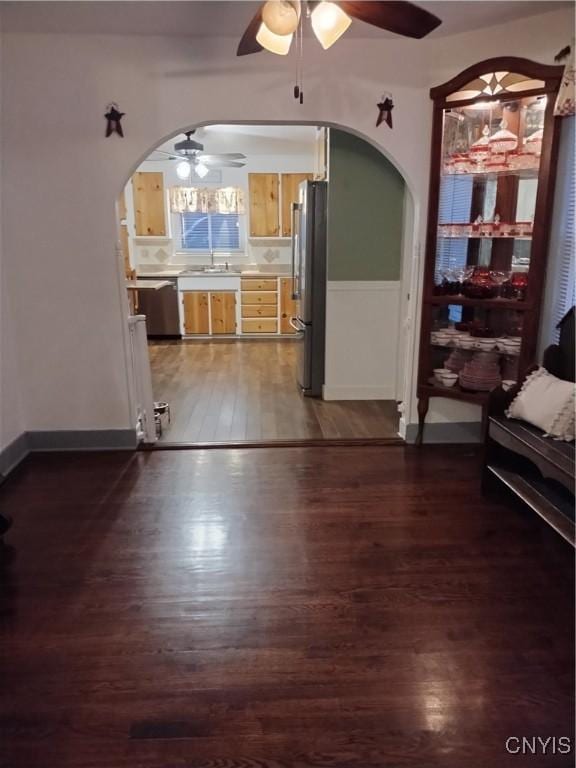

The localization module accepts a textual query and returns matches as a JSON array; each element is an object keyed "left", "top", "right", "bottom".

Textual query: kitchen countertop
[
  {"left": 137, "top": 269, "right": 291, "bottom": 279},
  {"left": 126, "top": 280, "right": 173, "bottom": 290}
]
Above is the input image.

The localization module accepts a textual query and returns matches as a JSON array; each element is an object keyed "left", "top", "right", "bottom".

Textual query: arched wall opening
[{"left": 115, "top": 121, "right": 419, "bottom": 444}]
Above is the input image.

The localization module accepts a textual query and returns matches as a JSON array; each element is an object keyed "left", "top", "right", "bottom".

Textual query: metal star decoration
[
  {"left": 376, "top": 95, "right": 394, "bottom": 129},
  {"left": 105, "top": 103, "right": 125, "bottom": 138}
]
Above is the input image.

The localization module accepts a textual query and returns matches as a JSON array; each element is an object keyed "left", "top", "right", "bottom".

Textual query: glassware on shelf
[
  {"left": 524, "top": 128, "right": 543, "bottom": 155},
  {"left": 501, "top": 271, "right": 529, "bottom": 301},
  {"left": 489, "top": 121, "right": 518, "bottom": 154},
  {"left": 462, "top": 266, "right": 499, "bottom": 299},
  {"left": 489, "top": 270, "right": 512, "bottom": 297}
]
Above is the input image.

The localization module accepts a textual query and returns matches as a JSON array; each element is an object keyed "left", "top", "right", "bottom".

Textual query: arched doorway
[{"left": 116, "top": 122, "right": 417, "bottom": 445}]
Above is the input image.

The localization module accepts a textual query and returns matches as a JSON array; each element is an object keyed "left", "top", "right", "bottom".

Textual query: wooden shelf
[
  {"left": 426, "top": 295, "right": 532, "bottom": 310},
  {"left": 441, "top": 167, "right": 540, "bottom": 180},
  {"left": 437, "top": 234, "right": 532, "bottom": 240},
  {"left": 419, "top": 382, "right": 489, "bottom": 404}
]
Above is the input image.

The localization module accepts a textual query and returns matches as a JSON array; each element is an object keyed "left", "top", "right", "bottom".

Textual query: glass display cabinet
[{"left": 416, "top": 57, "right": 564, "bottom": 443}]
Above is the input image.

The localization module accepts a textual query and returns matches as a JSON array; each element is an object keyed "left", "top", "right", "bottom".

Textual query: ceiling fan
[
  {"left": 154, "top": 132, "right": 247, "bottom": 179},
  {"left": 237, "top": 1, "right": 442, "bottom": 57}
]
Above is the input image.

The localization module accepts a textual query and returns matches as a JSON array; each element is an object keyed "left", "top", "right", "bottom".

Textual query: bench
[{"left": 482, "top": 308, "right": 575, "bottom": 546}]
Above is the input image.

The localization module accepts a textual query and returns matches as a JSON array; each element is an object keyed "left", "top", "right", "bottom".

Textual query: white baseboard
[{"left": 322, "top": 384, "right": 396, "bottom": 401}]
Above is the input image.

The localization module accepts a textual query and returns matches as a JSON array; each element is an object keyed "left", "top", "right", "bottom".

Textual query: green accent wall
[{"left": 328, "top": 130, "right": 405, "bottom": 281}]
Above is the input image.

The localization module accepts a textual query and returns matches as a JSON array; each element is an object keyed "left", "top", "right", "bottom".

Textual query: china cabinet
[{"left": 416, "top": 57, "right": 564, "bottom": 443}]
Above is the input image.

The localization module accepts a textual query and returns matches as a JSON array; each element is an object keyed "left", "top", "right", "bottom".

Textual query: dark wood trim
[
  {"left": 142, "top": 437, "right": 405, "bottom": 451},
  {"left": 430, "top": 57, "right": 564, "bottom": 101}
]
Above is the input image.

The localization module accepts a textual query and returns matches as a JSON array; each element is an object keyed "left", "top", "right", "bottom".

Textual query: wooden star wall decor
[{"left": 105, "top": 103, "right": 125, "bottom": 137}]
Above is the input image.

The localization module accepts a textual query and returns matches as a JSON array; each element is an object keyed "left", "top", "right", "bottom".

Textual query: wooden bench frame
[{"left": 482, "top": 352, "right": 575, "bottom": 546}]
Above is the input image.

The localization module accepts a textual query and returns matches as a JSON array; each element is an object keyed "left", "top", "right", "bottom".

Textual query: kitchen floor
[{"left": 148, "top": 340, "right": 400, "bottom": 443}]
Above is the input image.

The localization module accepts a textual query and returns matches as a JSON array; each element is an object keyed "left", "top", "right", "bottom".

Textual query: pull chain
[{"left": 293, "top": 5, "right": 304, "bottom": 104}]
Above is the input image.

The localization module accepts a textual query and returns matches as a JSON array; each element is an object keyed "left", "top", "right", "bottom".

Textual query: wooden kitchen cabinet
[
  {"left": 281, "top": 173, "right": 313, "bottom": 237},
  {"left": 182, "top": 292, "right": 209, "bottom": 335},
  {"left": 279, "top": 277, "right": 298, "bottom": 334},
  {"left": 210, "top": 292, "right": 236, "bottom": 334},
  {"left": 248, "top": 174, "right": 279, "bottom": 237},
  {"left": 133, "top": 171, "right": 166, "bottom": 236}
]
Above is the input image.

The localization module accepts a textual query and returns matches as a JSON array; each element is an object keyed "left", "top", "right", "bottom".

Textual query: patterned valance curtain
[
  {"left": 555, "top": 41, "right": 575, "bottom": 117},
  {"left": 169, "top": 187, "right": 245, "bottom": 214}
]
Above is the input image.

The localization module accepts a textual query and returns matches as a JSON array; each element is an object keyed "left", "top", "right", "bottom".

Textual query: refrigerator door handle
[
  {"left": 291, "top": 202, "right": 301, "bottom": 300},
  {"left": 289, "top": 316, "right": 306, "bottom": 333}
]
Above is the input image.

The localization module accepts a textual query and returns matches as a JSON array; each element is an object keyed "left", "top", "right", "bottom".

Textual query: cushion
[{"left": 506, "top": 367, "right": 575, "bottom": 442}]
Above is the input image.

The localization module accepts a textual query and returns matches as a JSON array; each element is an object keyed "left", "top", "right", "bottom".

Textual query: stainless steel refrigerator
[{"left": 290, "top": 180, "right": 327, "bottom": 397}]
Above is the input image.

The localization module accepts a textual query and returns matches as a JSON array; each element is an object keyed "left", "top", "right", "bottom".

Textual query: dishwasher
[{"left": 136, "top": 278, "right": 181, "bottom": 338}]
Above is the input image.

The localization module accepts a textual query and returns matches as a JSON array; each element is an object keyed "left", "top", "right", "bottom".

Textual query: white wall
[
  {"left": 0, "top": 6, "right": 572, "bottom": 441},
  {"left": 132, "top": 150, "right": 316, "bottom": 268},
  {"left": 0, "top": 8, "right": 25, "bottom": 459}
]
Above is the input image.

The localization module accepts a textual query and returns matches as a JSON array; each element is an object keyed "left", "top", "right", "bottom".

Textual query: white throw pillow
[{"left": 505, "top": 367, "right": 575, "bottom": 442}]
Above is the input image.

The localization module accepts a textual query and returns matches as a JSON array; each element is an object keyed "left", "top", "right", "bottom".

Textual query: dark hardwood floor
[
  {"left": 0, "top": 446, "right": 573, "bottom": 767},
  {"left": 148, "top": 340, "right": 400, "bottom": 442}
]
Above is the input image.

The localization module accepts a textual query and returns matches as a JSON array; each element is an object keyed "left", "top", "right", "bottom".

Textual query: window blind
[
  {"left": 181, "top": 211, "right": 241, "bottom": 251},
  {"left": 539, "top": 116, "right": 576, "bottom": 352}
]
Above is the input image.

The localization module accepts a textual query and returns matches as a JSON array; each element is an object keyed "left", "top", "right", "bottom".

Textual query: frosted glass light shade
[
  {"left": 256, "top": 21, "right": 293, "bottom": 55},
  {"left": 311, "top": 2, "right": 351, "bottom": 50},
  {"left": 195, "top": 162, "right": 209, "bottom": 179},
  {"left": 176, "top": 161, "right": 191, "bottom": 180},
  {"left": 262, "top": 0, "right": 299, "bottom": 36}
]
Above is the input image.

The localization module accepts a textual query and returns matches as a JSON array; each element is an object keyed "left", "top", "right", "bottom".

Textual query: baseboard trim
[
  {"left": 404, "top": 421, "right": 482, "bottom": 444},
  {"left": 322, "top": 385, "right": 396, "bottom": 401},
  {"left": 28, "top": 430, "right": 138, "bottom": 451},
  {"left": 0, "top": 433, "right": 30, "bottom": 478},
  {"left": 0, "top": 429, "right": 138, "bottom": 478}
]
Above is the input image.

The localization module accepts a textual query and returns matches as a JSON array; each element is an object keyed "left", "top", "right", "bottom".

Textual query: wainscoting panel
[{"left": 324, "top": 281, "right": 401, "bottom": 401}]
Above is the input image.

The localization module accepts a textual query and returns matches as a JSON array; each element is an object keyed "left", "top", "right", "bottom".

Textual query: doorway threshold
[{"left": 141, "top": 437, "right": 404, "bottom": 451}]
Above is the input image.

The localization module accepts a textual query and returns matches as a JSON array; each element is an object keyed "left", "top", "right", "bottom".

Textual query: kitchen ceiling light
[
  {"left": 195, "top": 162, "right": 209, "bottom": 179},
  {"left": 311, "top": 2, "right": 352, "bottom": 50},
  {"left": 176, "top": 161, "right": 191, "bottom": 180},
  {"left": 256, "top": 21, "right": 293, "bottom": 55},
  {"left": 261, "top": 0, "right": 300, "bottom": 36}
]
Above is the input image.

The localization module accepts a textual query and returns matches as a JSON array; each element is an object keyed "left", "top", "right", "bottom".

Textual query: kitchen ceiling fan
[
  {"left": 154, "top": 132, "right": 247, "bottom": 178},
  {"left": 237, "top": 1, "right": 442, "bottom": 56}
]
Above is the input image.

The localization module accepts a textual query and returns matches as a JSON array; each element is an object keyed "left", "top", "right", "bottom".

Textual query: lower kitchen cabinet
[
  {"left": 182, "top": 292, "right": 209, "bottom": 335},
  {"left": 210, "top": 292, "right": 236, "bottom": 334},
  {"left": 242, "top": 319, "right": 277, "bottom": 334},
  {"left": 279, "top": 277, "right": 297, "bottom": 334}
]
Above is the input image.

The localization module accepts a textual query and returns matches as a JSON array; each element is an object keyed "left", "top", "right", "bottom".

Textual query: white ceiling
[
  {"left": 2, "top": 1, "right": 571, "bottom": 39},
  {"left": 148, "top": 124, "right": 319, "bottom": 160}
]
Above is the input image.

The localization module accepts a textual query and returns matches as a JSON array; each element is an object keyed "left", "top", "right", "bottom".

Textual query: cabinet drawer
[
  {"left": 241, "top": 292, "right": 277, "bottom": 306},
  {"left": 242, "top": 305, "right": 277, "bottom": 318},
  {"left": 241, "top": 278, "right": 278, "bottom": 292},
  {"left": 242, "top": 319, "right": 278, "bottom": 333}
]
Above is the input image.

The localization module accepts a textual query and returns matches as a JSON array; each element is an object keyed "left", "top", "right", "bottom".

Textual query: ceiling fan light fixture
[
  {"left": 261, "top": 0, "right": 300, "bottom": 36},
  {"left": 195, "top": 162, "right": 209, "bottom": 179},
  {"left": 256, "top": 21, "right": 293, "bottom": 55},
  {"left": 176, "top": 161, "right": 191, "bottom": 180},
  {"left": 311, "top": 2, "right": 351, "bottom": 50}
]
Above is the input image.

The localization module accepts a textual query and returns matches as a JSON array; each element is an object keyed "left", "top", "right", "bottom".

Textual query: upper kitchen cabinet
[
  {"left": 249, "top": 173, "right": 279, "bottom": 237},
  {"left": 133, "top": 172, "right": 166, "bottom": 236},
  {"left": 248, "top": 172, "right": 313, "bottom": 238},
  {"left": 281, "top": 173, "right": 313, "bottom": 237}
]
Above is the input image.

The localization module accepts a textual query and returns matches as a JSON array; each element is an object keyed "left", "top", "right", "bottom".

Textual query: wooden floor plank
[
  {"left": 0, "top": 446, "right": 573, "bottom": 768},
  {"left": 149, "top": 340, "right": 399, "bottom": 443}
]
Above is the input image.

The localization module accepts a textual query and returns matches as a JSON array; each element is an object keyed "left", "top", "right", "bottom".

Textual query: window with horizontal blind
[
  {"left": 180, "top": 212, "right": 242, "bottom": 251},
  {"left": 539, "top": 116, "right": 575, "bottom": 353}
]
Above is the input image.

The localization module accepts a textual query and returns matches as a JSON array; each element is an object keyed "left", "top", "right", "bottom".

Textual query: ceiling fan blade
[
  {"left": 237, "top": 4, "right": 264, "bottom": 56},
  {"left": 154, "top": 149, "right": 181, "bottom": 160},
  {"left": 197, "top": 153, "right": 247, "bottom": 163},
  {"left": 200, "top": 160, "right": 246, "bottom": 168},
  {"left": 339, "top": 1, "right": 441, "bottom": 39}
]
